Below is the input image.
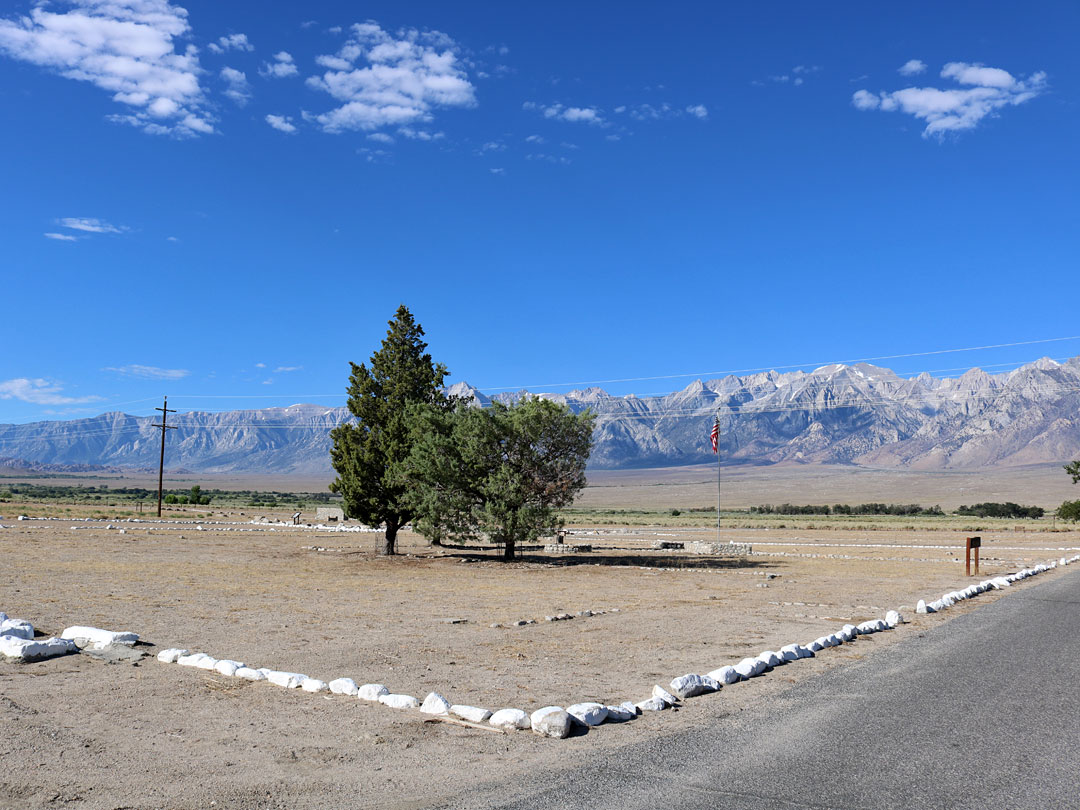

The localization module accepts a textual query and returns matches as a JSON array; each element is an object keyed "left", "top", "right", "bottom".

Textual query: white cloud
[
  {"left": 307, "top": 22, "right": 476, "bottom": 133},
  {"left": 103, "top": 364, "right": 189, "bottom": 379},
  {"left": 44, "top": 232, "right": 78, "bottom": 241},
  {"left": 524, "top": 134, "right": 545, "bottom": 144},
  {"left": 398, "top": 126, "right": 443, "bottom": 140},
  {"left": 853, "top": 61, "right": 1047, "bottom": 138},
  {"left": 265, "top": 113, "right": 297, "bottom": 133},
  {"left": 60, "top": 217, "right": 126, "bottom": 233},
  {"left": 0, "top": 378, "right": 101, "bottom": 405},
  {"left": 274, "top": 366, "right": 301, "bottom": 373},
  {"left": 166, "top": 235, "right": 178, "bottom": 241},
  {"left": 686, "top": 104, "right": 708, "bottom": 119},
  {"left": 899, "top": 59, "right": 926, "bottom": 76},
  {"left": 208, "top": 33, "right": 252, "bottom": 54},
  {"left": 479, "top": 140, "right": 505, "bottom": 152},
  {"left": 367, "top": 131, "right": 393, "bottom": 143},
  {"left": 261, "top": 50, "right": 297, "bottom": 78},
  {"left": 254, "top": 362, "right": 266, "bottom": 368},
  {"left": 221, "top": 66, "right": 250, "bottom": 105},
  {"left": 526, "top": 152, "right": 571, "bottom": 165},
  {"left": 0, "top": 0, "right": 212, "bottom": 137},
  {"left": 525, "top": 101, "right": 605, "bottom": 125},
  {"left": 489, "top": 167, "right": 505, "bottom": 175}
]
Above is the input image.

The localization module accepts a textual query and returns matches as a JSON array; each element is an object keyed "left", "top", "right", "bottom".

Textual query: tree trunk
[
  {"left": 503, "top": 536, "right": 515, "bottom": 561},
  {"left": 379, "top": 521, "right": 398, "bottom": 556}
]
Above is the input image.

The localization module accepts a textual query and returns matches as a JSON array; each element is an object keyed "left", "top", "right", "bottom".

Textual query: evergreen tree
[
  {"left": 403, "top": 397, "right": 594, "bottom": 560},
  {"left": 329, "top": 306, "right": 449, "bottom": 555},
  {"left": 1066, "top": 461, "right": 1080, "bottom": 485}
]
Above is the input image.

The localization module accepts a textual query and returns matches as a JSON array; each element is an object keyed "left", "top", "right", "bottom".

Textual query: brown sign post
[{"left": 965, "top": 536, "right": 982, "bottom": 576}]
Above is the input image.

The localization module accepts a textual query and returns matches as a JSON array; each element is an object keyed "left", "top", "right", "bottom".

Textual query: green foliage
[
  {"left": 1066, "top": 461, "right": 1080, "bottom": 485},
  {"left": 164, "top": 494, "right": 178, "bottom": 504},
  {"left": 751, "top": 503, "right": 944, "bottom": 516},
  {"left": 956, "top": 502, "right": 1044, "bottom": 519},
  {"left": 189, "top": 484, "right": 210, "bottom": 505},
  {"left": 403, "top": 398, "right": 595, "bottom": 560},
  {"left": 329, "top": 305, "right": 450, "bottom": 554},
  {"left": 1057, "top": 500, "right": 1080, "bottom": 522},
  {"left": 669, "top": 509, "right": 681, "bottom": 517}
]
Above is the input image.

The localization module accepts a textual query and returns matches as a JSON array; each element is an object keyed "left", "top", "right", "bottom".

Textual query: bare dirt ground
[{"left": 2, "top": 466, "right": 1078, "bottom": 809}]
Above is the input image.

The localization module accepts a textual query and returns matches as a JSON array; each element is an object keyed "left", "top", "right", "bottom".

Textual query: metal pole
[
  {"left": 716, "top": 419, "right": 721, "bottom": 543},
  {"left": 153, "top": 396, "right": 176, "bottom": 518}
]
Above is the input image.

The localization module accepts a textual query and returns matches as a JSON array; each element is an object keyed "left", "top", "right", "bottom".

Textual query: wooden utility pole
[{"left": 153, "top": 396, "right": 177, "bottom": 517}]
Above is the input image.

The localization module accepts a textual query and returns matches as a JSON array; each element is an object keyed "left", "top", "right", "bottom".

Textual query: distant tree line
[
  {"left": 751, "top": 503, "right": 945, "bottom": 516},
  {"left": 955, "top": 502, "right": 1045, "bottom": 519}
]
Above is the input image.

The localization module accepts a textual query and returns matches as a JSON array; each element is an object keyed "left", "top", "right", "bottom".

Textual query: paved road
[{"left": 454, "top": 568, "right": 1080, "bottom": 810}]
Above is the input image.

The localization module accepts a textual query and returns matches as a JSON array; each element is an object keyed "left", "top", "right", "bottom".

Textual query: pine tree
[{"left": 329, "top": 306, "right": 449, "bottom": 555}]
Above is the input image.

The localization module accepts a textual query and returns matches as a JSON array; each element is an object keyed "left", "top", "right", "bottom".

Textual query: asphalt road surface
[{"left": 452, "top": 567, "right": 1080, "bottom": 810}]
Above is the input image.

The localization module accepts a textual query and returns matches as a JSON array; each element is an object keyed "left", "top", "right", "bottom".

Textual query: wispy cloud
[
  {"left": 0, "top": 378, "right": 101, "bottom": 405},
  {"left": 899, "top": 59, "right": 927, "bottom": 76},
  {"left": 525, "top": 102, "right": 605, "bottom": 125},
  {"left": 0, "top": 0, "right": 212, "bottom": 137},
  {"left": 208, "top": 33, "right": 253, "bottom": 54},
  {"left": 307, "top": 22, "right": 476, "bottom": 134},
  {"left": 44, "top": 232, "right": 78, "bottom": 241},
  {"left": 265, "top": 114, "right": 297, "bottom": 133},
  {"left": 103, "top": 364, "right": 190, "bottom": 380},
  {"left": 261, "top": 50, "right": 297, "bottom": 78},
  {"left": 60, "top": 217, "right": 126, "bottom": 234},
  {"left": 274, "top": 366, "right": 302, "bottom": 373},
  {"left": 221, "top": 67, "right": 251, "bottom": 106},
  {"left": 853, "top": 61, "right": 1047, "bottom": 138}
]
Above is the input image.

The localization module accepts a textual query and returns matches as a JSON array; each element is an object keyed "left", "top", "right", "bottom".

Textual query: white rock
[
  {"left": 619, "top": 701, "right": 640, "bottom": 716},
  {"left": 379, "top": 693, "right": 419, "bottom": 709},
  {"left": 652, "top": 684, "right": 680, "bottom": 705},
  {"left": 734, "top": 657, "right": 766, "bottom": 678},
  {"left": 0, "top": 618, "right": 34, "bottom": 640},
  {"left": 814, "top": 636, "right": 834, "bottom": 649},
  {"left": 855, "top": 622, "right": 877, "bottom": 635},
  {"left": 489, "top": 708, "right": 530, "bottom": 730},
  {"left": 706, "top": 665, "right": 743, "bottom": 684},
  {"left": 0, "top": 612, "right": 6, "bottom": 622},
  {"left": 885, "top": 610, "right": 902, "bottom": 629},
  {"left": 604, "top": 705, "right": 635, "bottom": 723},
  {"left": 156, "top": 648, "right": 189, "bottom": 663},
  {"left": 177, "top": 653, "right": 210, "bottom": 668},
  {"left": 566, "top": 702, "right": 608, "bottom": 726},
  {"left": 635, "top": 696, "right": 668, "bottom": 712},
  {"left": 0, "top": 635, "right": 77, "bottom": 661},
  {"left": 329, "top": 678, "right": 360, "bottom": 696},
  {"left": 778, "top": 646, "right": 800, "bottom": 662},
  {"left": 757, "top": 650, "right": 783, "bottom": 667},
  {"left": 193, "top": 656, "right": 219, "bottom": 671},
  {"left": 840, "top": 625, "right": 858, "bottom": 641},
  {"left": 916, "top": 600, "right": 930, "bottom": 614},
  {"left": 358, "top": 683, "right": 389, "bottom": 701},
  {"left": 670, "top": 674, "right": 719, "bottom": 699},
  {"left": 235, "top": 666, "right": 266, "bottom": 681},
  {"left": 451, "top": 704, "right": 492, "bottom": 723},
  {"left": 265, "top": 670, "right": 306, "bottom": 688},
  {"left": 301, "top": 678, "right": 329, "bottom": 693},
  {"left": 531, "top": 706, "right": 572, "bottom": 737},
  {"left": 61, "top": 625, "right": 139, "bottom": 650},
  {"left": 214, "top": 659, "right": 243, "bottom": 677},
  {"left": 806, "top": 639, "right": 824, "bottom": 652},
  {"left": 420, "top": 692, "right": 451, "bottom": 715}
]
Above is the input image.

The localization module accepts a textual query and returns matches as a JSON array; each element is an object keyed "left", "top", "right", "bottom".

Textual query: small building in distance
[{"left": 316, "top": 506, "right": 345, "bottom": 523}]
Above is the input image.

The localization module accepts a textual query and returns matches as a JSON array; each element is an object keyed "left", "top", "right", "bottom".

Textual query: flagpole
[{"left": 716, "top": 415, "right": 721, "bottom": 543}]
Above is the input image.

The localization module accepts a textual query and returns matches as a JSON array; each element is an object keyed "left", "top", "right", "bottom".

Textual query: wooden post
[
  {"left": 965, "top": 536, "right": 981, "bottom": 576},
  {"left": 153, "top": 396, "right": 177, "bottom": 518}
]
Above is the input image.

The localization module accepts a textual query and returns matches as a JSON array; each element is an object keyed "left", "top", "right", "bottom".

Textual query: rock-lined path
[{"left": 452, "top": 566, "right": 1080, "bottom": 810}]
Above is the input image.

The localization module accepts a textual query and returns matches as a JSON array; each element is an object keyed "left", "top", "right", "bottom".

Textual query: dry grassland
[{"left": 1, "top": 463, "right": 1078, "bottom": 808}]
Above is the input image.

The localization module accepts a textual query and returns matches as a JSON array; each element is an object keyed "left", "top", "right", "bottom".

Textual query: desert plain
[{"left": 1, "top": 462, "right": 1078, "bottom": 809}]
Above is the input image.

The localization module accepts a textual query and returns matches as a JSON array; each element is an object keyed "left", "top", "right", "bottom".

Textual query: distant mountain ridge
[{"left": 2, "top": 357, "right": 1079, "bottom": 474}]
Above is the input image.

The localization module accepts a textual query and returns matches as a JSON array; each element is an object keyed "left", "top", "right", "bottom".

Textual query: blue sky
[{"left": 1, "top": 0, "right": 1078, "bottom": 424}]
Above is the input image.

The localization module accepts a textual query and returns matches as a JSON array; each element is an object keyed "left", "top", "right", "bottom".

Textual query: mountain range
[{"left": 2, "top": 357, "right": 1078, "bottom": 475}]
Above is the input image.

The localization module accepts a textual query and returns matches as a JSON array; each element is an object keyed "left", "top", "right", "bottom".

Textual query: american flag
[{"left": 710, "top": 415, "right": 720, "bottom": 454}]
